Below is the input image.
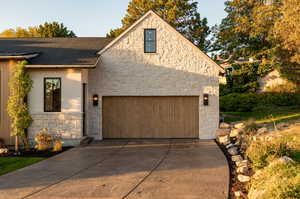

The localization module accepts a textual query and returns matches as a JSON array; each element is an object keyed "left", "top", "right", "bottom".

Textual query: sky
[{"left": 0, "top": 0, "right": 227, "bottom": 37}]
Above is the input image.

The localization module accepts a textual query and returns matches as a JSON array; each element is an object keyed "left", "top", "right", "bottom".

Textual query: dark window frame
[
  {"left": 44, "top": 77, "right": 62, "bottom": 112},
  {"left": 144, "top": 29, "right": 157, "bottom": 53}
]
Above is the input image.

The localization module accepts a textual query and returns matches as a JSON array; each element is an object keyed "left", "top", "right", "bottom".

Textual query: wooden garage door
[{"left": 103, "top": 96, "right": 199, "bottom": 138}]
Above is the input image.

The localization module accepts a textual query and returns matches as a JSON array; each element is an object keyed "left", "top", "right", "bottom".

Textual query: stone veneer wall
[
  {"left": 87, "top": 12, "right": 220, "bottom": 140},
  {"left": 28, "top": 113, "right": 83, "bottom": 146},
  {"left": 27, "top": 69, "right": 84, "bottom": 146}
]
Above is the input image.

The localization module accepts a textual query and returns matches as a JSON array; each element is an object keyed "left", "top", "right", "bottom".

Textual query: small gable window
[
  {"left": 144, "top": 29, "right": 156, "bottom": 53},
  {"left": 44, "top": 77, "right": 61, "bottom": 112}
]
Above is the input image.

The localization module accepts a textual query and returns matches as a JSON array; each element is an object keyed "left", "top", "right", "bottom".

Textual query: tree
[
  {"left": 7, "top": 61, "right": 33, "bottom": 152},
  {"left": 211, "top": 0, "right": 279, "bottom": 60},
  {"left": 107, "top": 0, "right": 210, "bottom": 51},
  {"left": 37, "top": 22, "right": 76, "bottom": 37},
  {"left": 0, "top": 22, "right": 76, "bottom": 38},
  {"left": 273, "top": 0, "right": 300, "bottom": 84}
]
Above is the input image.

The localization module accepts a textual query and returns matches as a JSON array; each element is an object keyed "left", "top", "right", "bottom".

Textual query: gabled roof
[
  {"left": 98, "top": 10, "right": 223, "bottom": 71},
  {"left": 0, "top": 37, "right": 113, "bottom": 66}
]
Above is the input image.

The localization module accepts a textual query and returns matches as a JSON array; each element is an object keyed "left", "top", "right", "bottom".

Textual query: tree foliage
[
  {"left": 7, "top": 61, "right": 33, "bottom": 151},
  {"left": 37, "top": 22, "right": 76, "bottom": 37},
  {"left": 0, "top": 22, "right": 76, "bottom": 38},
  {"left": 221, "top": 62, "right": 273, "bottom": 95},
  {"left": 107, "top": 0, "right": 210, "bottom": 51},
  {"left": 211, "top": 0, "right": 279, "bottom": 60},
  {"left": 212, "top": 0, "right": 300, "bottom": 86},
  {"left": 273, "top": 0, "right": 300, "bottom": 84}
]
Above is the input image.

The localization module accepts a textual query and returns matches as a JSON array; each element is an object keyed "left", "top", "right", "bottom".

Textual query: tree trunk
[{"left": 15, "top": 136, "right": 19, "bottom": 152}]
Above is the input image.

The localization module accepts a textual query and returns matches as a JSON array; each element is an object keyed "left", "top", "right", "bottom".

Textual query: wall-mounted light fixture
[
  {"left": 203, "top": 94, "right": 209, "bottom": 106},
  {"left": 93, "top": 94, "right": 99, "bottom": 106}
]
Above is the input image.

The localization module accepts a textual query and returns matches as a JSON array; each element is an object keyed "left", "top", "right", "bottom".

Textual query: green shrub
[
  {"left": 248, "top": 162, "right": 300, "bottom": 199},
  {"left": 220, "top": 93, "right": 259, "bottom": 112},
  {"left": 220, "top": 84, "right": 233, "bottom": 96},
  {"left": 220, "top": 92, "right": 300, "bottom": 112},
  {"left": 246, "top": 135, "right": 293, "bottom": 169},
  {"left": 260, "top": 93, "right": 300, "bottom": 106}
]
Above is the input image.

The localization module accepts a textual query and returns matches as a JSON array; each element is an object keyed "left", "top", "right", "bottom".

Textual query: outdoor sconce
[
  {"left": 93, "top": 94, "right": 99, "bottom": 106},
  {"left": 203, "top": 94, "right": 209, "bottom": 106}
]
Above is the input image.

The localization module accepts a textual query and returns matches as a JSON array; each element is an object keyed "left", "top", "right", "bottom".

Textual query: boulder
[
  {"left": 234, "top": 139, "right": 241, "bottom": 146},
  {"left": 237, "top": 174, "right": 250, "bottom": 182},
  {"left": 279, "top": 156, "right": 294, "bottom": 163},
  {"left": 225, "top": 143, "right": 234, "bottom": 149},
  {"left": 228, "top": 147, "right": 238, "bottom": 156},
  {"left": 234, "top": 122, "right": 245, "bottom": 129},
  {"left": 237, "top": 166, "right": 249, "bottom": 174},
  {"left": 234, "top": 191, "right": 243, "bottom": 198},
  {"left": 276, "top": 122, "right": 289, "bottom": 129},
  {"left": 217, "top": 135, "right": 230, "bottom": 144},
  {"left": 215, "top": 129, "right": 230, "bottom": 137},
  {"left": 230, "top": 128, "right": 243, "bottom": 137},
  {"left": 236, "top": 160, "right": 248, "bottom": 167},
  {"left": 256, "top": 127, "right": 268, "bottom": 135},
  {"left": 232, "top": 155, "right": 243, "bottom": 162},
  {"left": 219, "top": 122, "right": 230, "bottom": 129}
]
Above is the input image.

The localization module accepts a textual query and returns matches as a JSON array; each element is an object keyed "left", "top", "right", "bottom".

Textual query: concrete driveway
[{"left": 0, "top": 140, "right": 229, "bottom": 199}]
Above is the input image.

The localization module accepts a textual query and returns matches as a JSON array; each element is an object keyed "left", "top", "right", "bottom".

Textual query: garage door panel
[{"left": 103, "top": 96, "right": 199, "bottom": 138}]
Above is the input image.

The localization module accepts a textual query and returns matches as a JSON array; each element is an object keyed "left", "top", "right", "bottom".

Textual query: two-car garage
[{"left": 102, "top": 96, "right": 199, "bottom": 139}]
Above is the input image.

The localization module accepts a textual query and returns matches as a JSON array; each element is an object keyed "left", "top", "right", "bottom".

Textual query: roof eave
[
  {"left": 25, "top": 64, "right": 96, "bottom": 69},
  {"left": 0, "top": 53, "right": 39, "bottom": 60}
]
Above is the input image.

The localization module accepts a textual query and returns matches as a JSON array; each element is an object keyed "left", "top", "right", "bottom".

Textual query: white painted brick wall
[{"left": 87, "top": 12, "right": 219, "bottom": 139}]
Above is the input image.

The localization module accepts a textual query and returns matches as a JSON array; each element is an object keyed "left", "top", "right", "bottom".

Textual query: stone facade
[
  {"left": 87, "top": 12, "right": 220, "bottom": 140},
  {"left": 27, "top": 69, "right": 84, "bottom": 146},
  {"left": 28, "top": 113, "right": 83, "bottom": 145}
]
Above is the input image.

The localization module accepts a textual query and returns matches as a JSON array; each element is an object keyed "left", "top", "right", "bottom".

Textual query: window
[
  {"left": 144, "top": 29, "right": 156, "bottom": 53},
  {"left": 44, "top": 78, "right": 61, "bottom": 112}
]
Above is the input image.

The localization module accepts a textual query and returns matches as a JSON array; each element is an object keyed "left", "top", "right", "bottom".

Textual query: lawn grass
[
  {"left": 0, "top": 157, "right": 45, "bottom": 176},
  {"left": 223, "top": 105, "right": 300, "bottom": 124}
]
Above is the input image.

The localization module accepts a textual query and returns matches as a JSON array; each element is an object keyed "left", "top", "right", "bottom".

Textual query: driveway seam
[
  {"left": 22, "top": 142, "right": 129, "bottom": 199},
  {"left": 122, "top": 140, "right": 172, "bottom": 199}
]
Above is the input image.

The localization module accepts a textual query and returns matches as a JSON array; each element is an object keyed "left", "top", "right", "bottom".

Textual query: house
[{"left": 0, "top": 11, "right": 223, "bottom": 146}]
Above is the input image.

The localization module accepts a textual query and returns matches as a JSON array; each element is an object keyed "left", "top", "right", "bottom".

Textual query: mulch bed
[
  {"left": 0, "top": 147, "right": 73, "bottom": 158},
  {"left": 216, "top": 139, "right": 252, "bottom": 199}
]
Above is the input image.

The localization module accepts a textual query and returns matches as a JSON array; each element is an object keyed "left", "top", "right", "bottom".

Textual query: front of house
[{"left": 0, "top": 11, "right": 223, "bottom": 146}]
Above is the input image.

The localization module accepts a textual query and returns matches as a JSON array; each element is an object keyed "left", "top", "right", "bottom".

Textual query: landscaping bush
[
  {"left": 248, "top": 161, "right": 300, "bottom": 199},
  {"left": 246, "top": 135, "right": 294, "bottom": 169},
  {"left": 34, "top": 128, "right": 53, "bottom": 151},
  {"left": 220, "top": 93, "right": 259, "bottom": 112},
  {"left": 260, "top": 93, "right": 300, "bottom": 106},
  {"left": 220, "top": 92, "right": 300, "bottom": 112}
]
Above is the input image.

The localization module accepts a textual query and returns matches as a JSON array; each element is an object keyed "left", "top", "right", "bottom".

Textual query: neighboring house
[
  {"left": 258, "top": 69, "right": 297, "bottom": 93},
  {"left": 0, "top": 11, "right": 223, "bottom": 146}
]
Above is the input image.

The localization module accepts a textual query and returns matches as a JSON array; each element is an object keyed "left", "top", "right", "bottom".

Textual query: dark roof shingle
[{"left": 0, "top": 37, "right": 113, "bottom": 65}]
